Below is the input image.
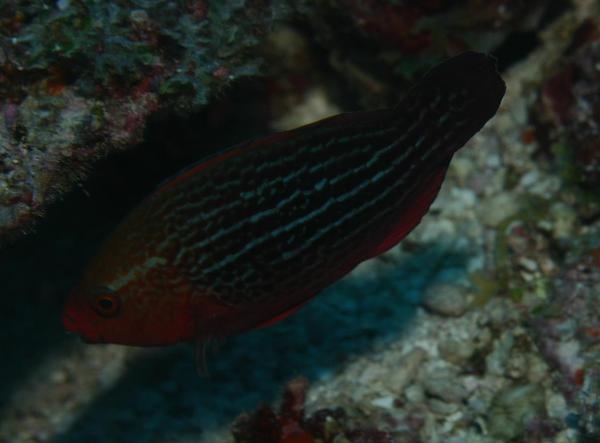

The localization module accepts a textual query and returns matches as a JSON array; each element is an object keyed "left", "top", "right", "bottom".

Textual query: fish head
[{"left": 62, "top": 222, "right": 197, "bottom": 346}]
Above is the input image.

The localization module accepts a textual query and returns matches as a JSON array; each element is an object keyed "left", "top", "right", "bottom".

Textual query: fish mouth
[
  {"left": 61, "top": 309, "right": 79, "bottom": 333},
  {"left": 61, "top": 305, "right": 106, "bottom": 344},
  {"left": 63, "top": 317, "right": 102, "bottom": 343},
  {"left": 61, "top": 307, "right": 91, "bottom": 340}
]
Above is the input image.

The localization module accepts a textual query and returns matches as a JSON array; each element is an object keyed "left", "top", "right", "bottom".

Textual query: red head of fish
[{"left": 61, "top": 211, "right": 198, "bottom": 345}]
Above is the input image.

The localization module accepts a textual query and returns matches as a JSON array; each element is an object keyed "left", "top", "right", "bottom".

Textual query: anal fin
[
  {"left": 253, "top": 299, "right": 311, "bottom": 329},
  {"left": 368, "top": 164, "right": 449, "bottom": 258}
]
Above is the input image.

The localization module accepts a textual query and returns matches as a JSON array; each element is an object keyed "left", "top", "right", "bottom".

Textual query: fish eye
[{"left": 91, "top": 293, "right": 121, "bottom": 318}]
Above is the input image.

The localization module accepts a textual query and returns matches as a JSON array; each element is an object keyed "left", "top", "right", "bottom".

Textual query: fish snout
[
  {"left": 61, "top": 307, "right": 80, "bottom": 334},
  {"left": 62, "top": 299, "right": 105, "bottom": 343}
]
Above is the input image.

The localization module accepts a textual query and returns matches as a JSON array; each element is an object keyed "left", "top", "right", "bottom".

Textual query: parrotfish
[{"left": 62, "top": 52, "right": 505, "bottom": 346}]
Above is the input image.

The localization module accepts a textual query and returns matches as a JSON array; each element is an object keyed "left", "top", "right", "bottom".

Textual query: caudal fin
[{"left": 402, "top": 51, "right": 506, "bottom": 158}]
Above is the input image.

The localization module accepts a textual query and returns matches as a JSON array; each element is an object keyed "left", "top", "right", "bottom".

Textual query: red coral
[
  {"left": 343, "top": 0, "right": 433, "bottom": 52},
  {"left": 232, "top": 377, "right": 314, "bottom": 443},
  {"left": 189, "top": 0, "right": 208, "bottom": 20},
  {"left": 232, "top": 378, "right": 398, "bottom": 443},
  {"left": 279, "top": 378, "right": 315, "bottom": 443},
  {"left": 536, "top": 19, "right": 600, "bottom": 193},
  {"left": 567, "top": 18, "right": 600, "bottom": 52},
  {"left": 541, "top": 66, "right": 574, "bottom": 125},
  {"left": 232, "top": 406, "right": 282, "bottom": 443}
]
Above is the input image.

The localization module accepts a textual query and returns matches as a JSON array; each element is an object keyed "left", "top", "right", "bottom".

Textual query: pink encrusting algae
[{"left": 62, "top": 52, "right": 505, "bottom": 347}]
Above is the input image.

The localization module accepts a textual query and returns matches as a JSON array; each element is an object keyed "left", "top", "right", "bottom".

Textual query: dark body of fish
[{"left": 62, "top": 51, "right": 506, "bottom": 346}]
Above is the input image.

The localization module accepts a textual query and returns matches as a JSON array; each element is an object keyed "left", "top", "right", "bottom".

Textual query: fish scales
[
  {"left": 62, "top": 52, "right": 506, "bottom": 346},
  {"left": 163, "top": 106, "right": 435, "bottom": 260}
]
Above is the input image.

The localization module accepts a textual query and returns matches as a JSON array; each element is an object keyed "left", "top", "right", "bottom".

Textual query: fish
[{"left": 62, "top": 51, "right": 505, "bottom": 347}]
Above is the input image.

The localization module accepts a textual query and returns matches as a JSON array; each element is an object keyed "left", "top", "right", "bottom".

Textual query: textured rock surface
[{"left": 422, "top": 282, "right": 471, "bottom": 317}]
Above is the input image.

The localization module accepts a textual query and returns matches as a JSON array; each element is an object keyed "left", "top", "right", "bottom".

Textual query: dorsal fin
[
  {"left": 252, "top": 299, "right": 311, "bottom": 329},
  {"left": 155, "top": 109, "right": 394, "bottom": 193},
  {"left": 156, "top": 141, "right": 250, "bottom": 193},
  {"left": 367, "top": 163, "right": 450, "bottom": 258}
]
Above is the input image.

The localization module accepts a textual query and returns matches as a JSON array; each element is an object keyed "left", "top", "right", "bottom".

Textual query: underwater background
[{"left": 1, "top": 1, "right": 599, "bottom": 442}]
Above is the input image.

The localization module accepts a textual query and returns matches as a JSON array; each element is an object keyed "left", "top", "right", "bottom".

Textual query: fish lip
[
  {"left": 62, "top": 306, "right": 105, "bottom": 344},
  {"left": 62, "top": 311, "right": 76, "bottom": 325},
  {"left": 61, "top": 308, "right": 89, "bottom": 341},
  {"left": 61, "top": 310, "right": 79, "bottom": 332}
]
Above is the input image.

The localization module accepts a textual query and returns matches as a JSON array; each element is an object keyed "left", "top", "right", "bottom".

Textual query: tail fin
[{"left": 402, "top": 51, "right": 506, "bottom": 157}]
